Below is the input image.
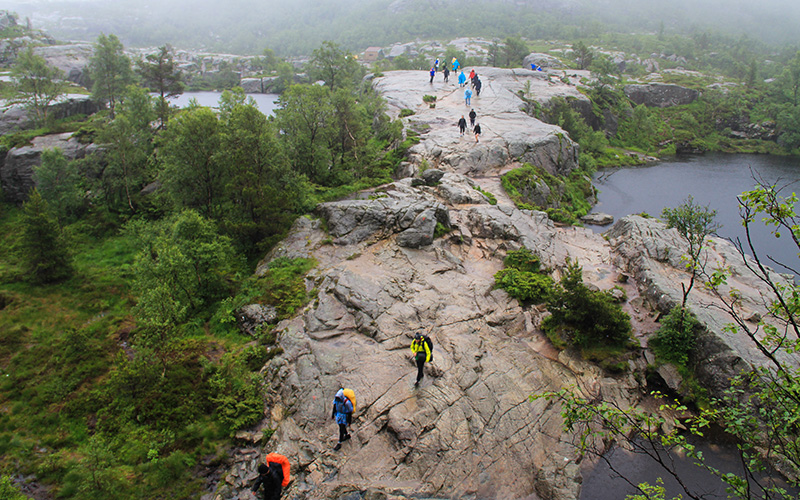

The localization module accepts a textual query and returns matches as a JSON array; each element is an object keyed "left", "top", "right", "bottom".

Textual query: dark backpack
[{"left": 422, "top": 335, "right": 433, "bottom": 361}]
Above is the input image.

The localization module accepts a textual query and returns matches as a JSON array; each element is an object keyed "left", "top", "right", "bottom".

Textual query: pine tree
[{"left": 20, "top": 190, "right": 72, "bottom": 284}]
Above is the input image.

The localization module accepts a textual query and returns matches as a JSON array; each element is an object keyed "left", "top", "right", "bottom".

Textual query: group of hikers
[
  {"left": 250, "top": 332, "right": 435, "bottom": 499},
  {"left": 427, "top": 57, "right": 485, "bottom": 142},
  {"left": 458, "top": 109, "right": 481, "bottom": 142}
]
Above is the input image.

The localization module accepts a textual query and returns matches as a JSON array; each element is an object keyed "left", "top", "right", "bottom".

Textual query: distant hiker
[
  {"left": 331, "top": 388, "right": 354, "bottom": 450},
  {"left": 252, "top": 453, "right": 290, "bottom": 500},
  {"left": 469, "top": 108, "right": 476, "bottom": 127},
  {"left": 468, "top": 69, "right": 476, "bottom": 83},
  {"left": 473, "top": 123, "right": 482, "bottom": 143},
  {"left": 475, "top": 77, "right": 482, "bottom": 96},
  {"left": 452, "top": 57, "right": 460, "bottom": 72},
  {"left": 531, "top": 63, "right": 538, "bottom": 71},
  {"left": 435, "top": 58, "right": 440, "bottom": 71},
  {"left": 429, "top": 67, "right": 435, "bottom": 84},
  {"left": 464, "top": 88, "right": 473, "bottom": 106},
  {"left": 443, "top": 66, "right": 450, "bottom": 82},
  {"left": 458, "top": 71, "right": 467, "bottom": 87},
  {"left": 458, "top": 115, "right": 467, "bottom": 135},
  {"left": 411, "top": 332, "right": 433, "bottom": 387}
]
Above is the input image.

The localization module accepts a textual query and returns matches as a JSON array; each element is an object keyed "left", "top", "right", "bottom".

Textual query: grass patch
[{"left": 501, "top": 163, "right": 596, "bottom": 224}]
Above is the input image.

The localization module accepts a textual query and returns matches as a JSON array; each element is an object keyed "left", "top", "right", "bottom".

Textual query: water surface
[
  {"left": 166, "top": 91, "right": 280, "bottom": 115},
  {"left": 592, "top": 153, "right": 800, "bottom": 272}
]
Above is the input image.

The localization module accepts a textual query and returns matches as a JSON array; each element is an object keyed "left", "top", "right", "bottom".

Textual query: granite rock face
[
  {"left": 0, "top": 132, "right": 94, "bottom": 203},
  {"left": 623, "top": 83, "right": 700, "bottom": 108},
  {"left": 373, "top": 68, "right": 583, "bottom": 178}
]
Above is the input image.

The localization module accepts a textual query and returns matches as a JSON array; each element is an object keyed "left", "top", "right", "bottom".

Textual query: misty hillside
[{"left": 6, "top": 0, "right": 800, "bottom": 54}]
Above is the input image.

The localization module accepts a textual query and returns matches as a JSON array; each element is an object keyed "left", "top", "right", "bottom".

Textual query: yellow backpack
[{"left": 342, "top": 388, "right": 356, "bottom": 412}]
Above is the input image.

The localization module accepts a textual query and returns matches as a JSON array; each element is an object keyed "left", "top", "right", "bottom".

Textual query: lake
[
  {"left": 591, "top": 153, "right": 800, "bottom": 273},
  {"left": 166, "top": 91, "right": 280, "bottom": 115}
]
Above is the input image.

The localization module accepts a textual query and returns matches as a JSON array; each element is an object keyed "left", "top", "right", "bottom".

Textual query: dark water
[
  {"left": 591, "top": 153, "right": 800, "bottom": 273},
  {"left": 165, "top": 91, "right": 280, "bottom": 115},
  {"left": 581, "top": 435, "right": 796, "bottom": 499}
]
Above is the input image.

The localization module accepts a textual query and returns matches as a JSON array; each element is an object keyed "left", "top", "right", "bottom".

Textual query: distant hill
[{"left": 5, "top": 0, "right": 800, "bottom": 55}]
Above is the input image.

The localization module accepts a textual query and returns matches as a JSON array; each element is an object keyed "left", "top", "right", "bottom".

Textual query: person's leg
[
  {"left": 339, "top": 423, "right": 348, "bottom": 442},
  {"left": 416, "top": 358, "right": 425, "bottom": 384}
]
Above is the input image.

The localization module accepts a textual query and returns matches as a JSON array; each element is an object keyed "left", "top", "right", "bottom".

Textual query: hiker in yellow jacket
[{"left": 410, "top": 333, "right": 432, "bottom": 387}]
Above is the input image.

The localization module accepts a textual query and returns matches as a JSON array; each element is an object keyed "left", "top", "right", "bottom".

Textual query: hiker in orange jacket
[{"left": 252, "top": 453, "right": 290, "bottom": 500}]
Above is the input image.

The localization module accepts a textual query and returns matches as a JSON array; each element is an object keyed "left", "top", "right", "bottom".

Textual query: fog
[{"left": 5, "top": 0, "right": 800, "bottom": 54}]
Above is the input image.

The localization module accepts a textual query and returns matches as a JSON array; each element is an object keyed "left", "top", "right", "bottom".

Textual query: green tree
[
  {"left": 218, "top": 88, "right": 306, "bottom": 252},
  {"left": 306, "top": 41, "right": 363, "bottom": 91},
  {"left": 19, "top": 189, "right": 72, "bottom": 284},
  {"left": 137, "top": 44, "right": 184, "bottom": 129},
  {"left": 34, "top": 148, "right": 85, "bottom": 222},
  {"left": 502, "top": 36, "right": 529, "bottom": 68},
  {"left": 158, "top": 105, "right": 224, "bottom": 218},
  {"left": 88, "top": 33, "right": 134, "bottom": 118},
  {"left": 128, "top": 210, "right": 238, "bottom": 331},
  {"left": 276, "top": 84, "right": 334, "bottom": 183},
  {"left": 573, "top": 41, "right": 594, "bottom": 70},
  {"left": 11, "top": 47, "right": 66, "bottom": 126},
  {"left": 97, "top": 85, "right": 155, "bottom": 213}
]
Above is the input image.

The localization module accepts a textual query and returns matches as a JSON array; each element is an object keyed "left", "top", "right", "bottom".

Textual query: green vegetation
[
  {"left": 501, "top": 164, "right": 595, "bottom": 224},
  {"left": 493, "top": 248, "right": 553, "bottom": 304},
  {"left": 0, "top": 35, "right": 409, "bottom": 500},
  {"left": 473, "top": 185, "right": 497, "bottom": 205},
  {"left": 542, "top": 260, "right": 632, "bottom": 351},
  {"left": 649, "top": 305, "right": 701, "bottom": 367}
]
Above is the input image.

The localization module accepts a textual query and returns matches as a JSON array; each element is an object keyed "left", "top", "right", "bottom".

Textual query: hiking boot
[
  {"left": 343, "top": 434, "right": 351, "bottom": 441},
  {"left": 334, "top": 443, "right": 341, "bottom": 451}
]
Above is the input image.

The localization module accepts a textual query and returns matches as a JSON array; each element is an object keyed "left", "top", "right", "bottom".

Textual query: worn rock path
[{"left": 211, "top": 69, "right": 786, "bottom": 500}]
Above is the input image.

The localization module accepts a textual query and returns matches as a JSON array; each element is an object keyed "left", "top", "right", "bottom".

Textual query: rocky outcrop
[
  {"left": 0, "top": 95, "right": 101, "bottom": 136},
  {"left": 606, "top": 215, "right": 795, "bottom": 395},
  {"left": 0, "top": 132, "right": 94, "bottom": 203},
  {"left": 623, "top": 83, "right": 700, "bottom": 108},
  {"left": 524, "top": 52, "right": 565, "bottom": 69},
  {"left": 374, "top": 68, "right": 583, "bottom": 179},
  {"left": 33, "top": 44, "right": 94, "bottom": 86}
]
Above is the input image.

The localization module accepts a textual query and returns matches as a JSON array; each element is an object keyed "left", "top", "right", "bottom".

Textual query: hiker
[
  {"left": 464, "top": 88, "right": 472, "bottom": 106},
  {"left": 458, "top": 71, "right": 467, "bottom": 87},
  {"left": 458, "top": 115, "right": 467, "bottom": 136},
  {"left": 251, "top": 453, "right": 290, "bottom": 500},
  {"left": 452, "top": 57, "right": 460, "bottom": 72},
  {"left": 410, "top": 333, "right": 432, "bottom": 387},
  {"left": 435, "top": 58, "right": 440, "bottom": 71},
  {"left": 331, "top": 388, "right": 353, "bottom": 450},
  {"left": 429, "top": 66, "right": 435, "bottom": 84},
  {"left": 473, "top": 122, "right": 482, "bottom": 143},
  {"left": 443, "top": 66, "right": 450, "bottom": 83},
  {"left": 475, "top": 77, "right": 482, "bottom": 96},
  {"left": 468, "top": 69, "right": 476, "bottom": 83},
  {"left": 469, "top": 108, "right": 476, "bottom": 127}
]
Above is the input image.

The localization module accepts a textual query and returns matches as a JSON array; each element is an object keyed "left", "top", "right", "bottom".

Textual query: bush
[
  {"left": 542, "top": 260, "right": 631, "bottom": 349},
  {"left": 422, "top": 95, "right": 437, "bottom": 103},
  {"left": 494, "top": 268, "right": 553, "bottom": 303},
  {"left": 649, "top": 305, "right": 700, "bottom": 367},
  {"left": 399, "top": 108, "right": 415, "bottom": 118},
  {"left": 494, "top": 248, "right": 552, "bottom": 304}
]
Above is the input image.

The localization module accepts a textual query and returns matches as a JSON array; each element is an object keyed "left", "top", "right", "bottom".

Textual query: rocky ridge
[{"left": 208, "top": 70, "right": 786, "bottom": 500}]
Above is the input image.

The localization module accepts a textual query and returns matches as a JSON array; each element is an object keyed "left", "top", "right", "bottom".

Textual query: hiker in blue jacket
[
  {"left": 458, "top": 70, "right": 466, "bottom": 87},
  {"left": 429, "top": 66, "right": 435, "bottom": 84},
  {"left": 331, "top": 389, "right": 353, "bottom": 450},
  {"left": 464, "top": 88, "right": 473, "bottom": 106}
]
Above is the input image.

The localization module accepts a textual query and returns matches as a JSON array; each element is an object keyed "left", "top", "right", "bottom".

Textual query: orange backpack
[{"left": 264, "top": 452, "right": 290, "bottom": 487}]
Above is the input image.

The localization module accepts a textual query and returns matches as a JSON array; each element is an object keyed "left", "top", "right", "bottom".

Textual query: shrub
[
  {"left": 503, "top": 247, "right": 543, "bottom": 273},
  {"left": 399, "top": 108, "right": 415, "bottom": 118},
  {"left": 649, "top": 305, "right": 700, "bottom": 367},
  {"left": 542, "top": 260, "right": 631, "bottom": 349},
  {"left": 494, "top": 268, "right": 553, "bottom": 304},
  {"left": 422, "top": 95, "right": 437, "bottom": 103}
]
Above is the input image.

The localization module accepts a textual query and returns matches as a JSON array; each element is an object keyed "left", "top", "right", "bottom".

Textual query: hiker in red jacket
[{"left": 252, "top": 453, "right": 290, "bottom": 500}]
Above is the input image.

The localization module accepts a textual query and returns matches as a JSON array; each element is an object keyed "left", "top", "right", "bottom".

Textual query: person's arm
[
  {"left": 252, "top": 475, "right": 263, "bottom": 492},
  {"left": 332, "top": 401, "right": 336, "bottom": 419}
]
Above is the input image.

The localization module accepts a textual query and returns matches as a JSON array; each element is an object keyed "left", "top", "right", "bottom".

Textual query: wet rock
[
  {"left": 623, "top": 83, "right": 700, "bottom": 108},
  {"left": 421, "top": 168, "right": 444, "bottom": 185},
  {"left": 238, "top": 304, "right": 279, "bottom": 337},
  {"left": 0, "top": 132, "right": 94, "bottom": 203},
  {"left": 581, "top": 212, "right": 614, "bottom": 226},
  {"left": 523, "top": 52, "right": 565, "bottom": 69}
]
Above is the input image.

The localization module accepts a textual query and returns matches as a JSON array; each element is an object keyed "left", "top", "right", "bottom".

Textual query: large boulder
[
  {"left": 1, "top": 132, "right": 94, "bottom": 203},
  {"left": 523, "top": 52, "right": 565, "bottom": 69},
  {"left": 0, "top": 95, "right": 100, "bottom": 136},
  {"left": 33, "top": 44, "right": 94, "bottom": 87},
  {"left": 623, "top": 83, "right": 700, "bottom": 108}
]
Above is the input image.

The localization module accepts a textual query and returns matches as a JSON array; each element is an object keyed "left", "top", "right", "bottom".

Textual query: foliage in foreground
[{"left": 493, "top": 247, "right": 553, "bottom": 304}]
